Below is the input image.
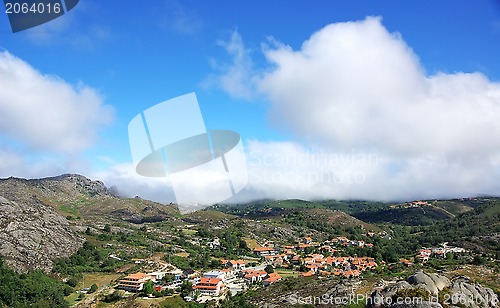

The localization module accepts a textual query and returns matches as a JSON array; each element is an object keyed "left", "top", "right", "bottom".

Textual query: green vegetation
[
  {"left": 413, "top": 201, "right": 500, "bottom": 255},
  {"left": 102, "top": 290, "right": 123, "bottom": 303},
  {"left": 142, "top": 280, "right": 154, "bottom": 295},
  {"left": 88, "top": 283, "right": 98, "bottom": 293},
  {"left": 220, "top": 290, "right": 258, "bottom": 308},
  {"left": 53, "top": 241, "right": 125, "bottom": 275},
  {"left": 210, "top": 199, "right": 390, "bottom": 216},
  {"left": 0, "top": 257, "right": 71, "bottom": 307},
  {"left": 354, "top": 206, "right": 452, "bottom": 226}
]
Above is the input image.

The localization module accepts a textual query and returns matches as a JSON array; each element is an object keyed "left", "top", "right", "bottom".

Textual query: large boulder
[
  {"left": 406, "top": 271, "right": 450, "bottom": 295},
  {"left": 448, "top": 276, "right": 499, "bottom": 308}
]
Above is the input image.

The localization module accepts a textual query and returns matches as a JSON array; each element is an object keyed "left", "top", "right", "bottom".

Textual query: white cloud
[
  {"left": 157, "top": 0, "right": 203, "bottom": 36},
  {"left": 203, "top": 30, "right": 257, "bottom": 100},
  {"left": 206, "top": 16, "right": 500, "bottom": 202},
  {"left": 92, "top": 162, "right": 176, "bottom": 203},
  {"left": 0, "top": 51, "right": 113, "bottom": 154},
  {"left": 258, "top": 17, "right": 500, "bottom": 159},
  {"left": 0, "top": 144, "right": 91, "bottom": 179}
]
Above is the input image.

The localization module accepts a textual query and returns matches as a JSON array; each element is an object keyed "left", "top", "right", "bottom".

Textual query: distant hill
[
  {"left": 211, "top": 198, "right": 390, "bottom": 216},
  {"left": 183, "top": 210, "right": 239, "bottom": 225},
  {"left": 416, "top": 199, "right": 500, "bottom": 254},
  {"left": 209, "top": 200, "right": 382, "bottom": 236},
  {"left": 352, "top": 199, "right": 479, "bottom": 226}
]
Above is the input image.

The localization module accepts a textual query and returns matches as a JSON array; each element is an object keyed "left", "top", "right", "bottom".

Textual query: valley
[{"left": 0, "top": 174, "right": 498, "bottom": 307}]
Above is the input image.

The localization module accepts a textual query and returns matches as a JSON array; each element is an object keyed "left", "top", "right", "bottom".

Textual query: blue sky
[{"left": 1, "top": 1, "right": 500, "bottom": 209}]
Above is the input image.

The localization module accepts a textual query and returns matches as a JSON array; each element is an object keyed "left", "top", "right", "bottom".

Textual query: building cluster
[
  {"left": 250, "top": 236, "right": 379, "bottom": 278},
  {"left": 116, "top": 235, "right": 381, "bottom": 301},
  {"left": 400, "top": 243, "right": 468, "bottom": 266},
  {"left": 404, "top": 200, "right": 430, "bottom": 208},
  {"left": 298, "top": 254, "right": 377, "bottom": 277},
  {"left": 253, "top": 236, "right": 376, "bottom": 258},
  {"left": 117, "top": 271, "right": 169, "bottom": 292},
  {"left": 416, "top": 243, "right": 467, "bottom": 262}
]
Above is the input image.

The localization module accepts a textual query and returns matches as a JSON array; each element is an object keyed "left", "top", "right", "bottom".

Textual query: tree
[
  {"left": 264, "top": 265, "right": 274, "bottom": 274},
  {"left": 85, "top": 227, "right": 93, "bottom": 235},
  {"left": 103, "top": 290, "right": 122, "bottom": 303},
  {"left": 142, "top": 280, "right": 154, "bottom": 295},
  {"left": 66, "top": 277, "right": 78, "bottom": 287},
  {"left": 299, "top": 264, "right": 307, "bottom": 272},
  {"left": 180, "top": 280, "right": 193, "bottom": 298},
  {"left": 162, "top": 274, "right": 174, "bottom": 284},
  {"left": 88, "top": 284, "right": 98, "bottom": 293},
  {"left": 103, "top": 224, "right": 111, "bottom": 232},
  {"left": 152, "top": 289, "right": 162, "bottom": 297},
  {"left": 162, "top": 289, "right": 173, "bottom": 296}
]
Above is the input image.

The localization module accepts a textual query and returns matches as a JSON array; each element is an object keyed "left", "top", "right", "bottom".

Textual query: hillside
[
  {"left": 0, "top": 174, "right": 180, "bottom": 272},
  {"left": 0, "top": 174, "right": 180, "bottom": 224},
  {"left": 352, "top": 199, "right": 476, "bottom": 226},
  {"left": 210, "top": 199, "right": 382, "bottom": 232},
  {"left": 416, "top": 200, "right": 500, "bottom": 254},
  {"left": 0, "top": 194, "right": 84, "bottom": 273}
]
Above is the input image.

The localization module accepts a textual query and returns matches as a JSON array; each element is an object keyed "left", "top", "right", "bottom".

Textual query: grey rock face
[
  {"left": 407, "top": 271, "right": 450, "bottom": 295},
  {"left": 0, "top": 195, "right": 84, "bottom": 273},
  {"left": 448, "top": 277, "right": 499, "bottom": 308},
  {"left": 369, "top": 271, "right": 498, "bottom": 308}
]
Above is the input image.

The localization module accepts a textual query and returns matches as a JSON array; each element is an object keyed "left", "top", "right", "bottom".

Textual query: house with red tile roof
[
  {"left": 241, "top": 270, "right": 268, "bottom": 283},
  {"left": 253, "top": 246, "right": 277, "bottom": 257},
  {"left": 193, "top": 277, "right": 225, "bottom": 296},
  {"left": 227, "top": 259, "right": 246, "bottom": 270},
  {"left": 400, "top": 258, "right": 414, "bottom": 267},
  {"left": 117, "top": 272, "right": 151, "bottom": 292},
  {"left": 263, "top": 272, "right": 282, "bottom": 286},
  {"left": 299, "top": 271, "right": 315, "bottom": 277}
]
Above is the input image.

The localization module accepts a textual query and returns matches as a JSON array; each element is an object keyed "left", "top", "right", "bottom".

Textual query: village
[
  {"left": 109, "top": 230, "right": 453, "bottom": 304},
  {"left": 102, "top": 224, "right": 474, "bottom": 305}
]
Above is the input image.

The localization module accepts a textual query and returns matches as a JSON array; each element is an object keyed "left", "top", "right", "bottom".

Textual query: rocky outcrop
[
  {"left": 0, "top": 195, "right": 84, "bottom": 273},
  {"left": 369, "top": 271, "right": 499, "bottom": 308},
  {"left": 0, "top": 174, "right": 180, "bottom": 272},
  {"left": 406, "top": 271, "right": 450, "bottom": 295},
  {"left": 448, "top": 276, "right": 499, "bottom": 308},
  {"left": 0, "top": 174, "right": 179, "bottom": 224}
]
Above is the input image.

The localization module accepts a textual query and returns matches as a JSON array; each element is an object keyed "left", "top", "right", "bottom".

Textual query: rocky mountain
[
  {"left": 0, "top": 174, "right": 180, "bottom": 223},
  {"left": 0, "top": 174, "right": 180, "bottom": 272},
  {"left": 0, "top": 194, "right": 84, "bottom": 273}
]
